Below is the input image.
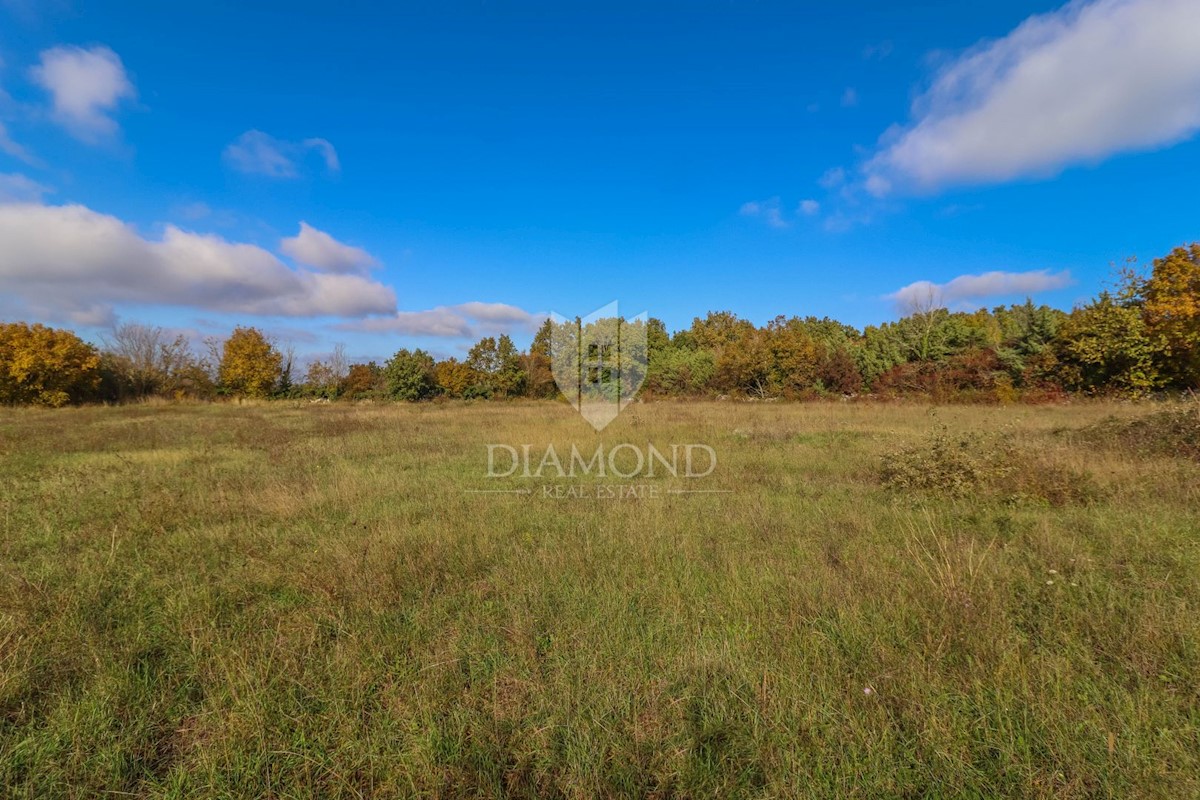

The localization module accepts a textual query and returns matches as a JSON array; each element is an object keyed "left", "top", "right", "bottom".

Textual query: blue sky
[{"left": 1, "top": 0, "right": 1198, "bottom": 362}]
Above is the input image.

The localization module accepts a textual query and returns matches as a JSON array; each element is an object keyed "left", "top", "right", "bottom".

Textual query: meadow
[{"left": 0, "top": 399, "right": 1197, "bottom": 798}]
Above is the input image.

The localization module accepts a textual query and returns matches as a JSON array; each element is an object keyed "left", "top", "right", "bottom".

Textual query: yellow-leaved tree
[
  {"left": 0, "top": 322, "right": 102, "bottom": 406},
  {"left": 1142, "top": 243, "right": 1200, "bottom": 389},
  {"left": 433, "top": 358, "right": 475, "bottom": 398},
  {"left": 218, "top": 326, "right": 282, "bottom": 398}
]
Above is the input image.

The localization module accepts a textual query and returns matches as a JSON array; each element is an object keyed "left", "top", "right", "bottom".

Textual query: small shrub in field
[
  {"left": 880, "top": 429, "right": 1007, "bottom": 496},
  {"left": 1072, "top": 403, "right": 1200, "bottom": 461},
  {"left": 880, "top": 427, "right": 1097, "bottom": 505}
]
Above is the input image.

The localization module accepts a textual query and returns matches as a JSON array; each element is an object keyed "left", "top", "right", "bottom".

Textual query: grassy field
[{"left": 1, "top": 399, "right": 1197, "bottom": 798}]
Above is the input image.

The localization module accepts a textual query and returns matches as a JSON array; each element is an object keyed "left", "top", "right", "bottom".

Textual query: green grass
[{"left": 0, "top": 400, "right": 1197, "bottom": 798}]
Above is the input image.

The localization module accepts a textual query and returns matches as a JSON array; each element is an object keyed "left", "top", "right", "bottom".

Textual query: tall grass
[{"left": 0, "top": 400, "right": 1197, "bottom": 797}]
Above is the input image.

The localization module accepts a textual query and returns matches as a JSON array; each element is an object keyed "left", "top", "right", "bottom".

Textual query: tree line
[{"left": 2, "top": 243, "right": 1197, "bottom": 407}]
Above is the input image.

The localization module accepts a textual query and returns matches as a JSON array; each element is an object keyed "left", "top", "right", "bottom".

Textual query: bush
[
  {"left": 1071, "top": 402, "right": 1200, "bottom": 461},
  {"left": 880, "top": 427, "right": 1097, "bottom": 505}
]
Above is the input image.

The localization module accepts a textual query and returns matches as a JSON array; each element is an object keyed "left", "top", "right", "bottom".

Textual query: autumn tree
[
  {"left": 341, "top": 362, "right": 383, "bottom": 399},
  {"left": 687, "top": 311, "right": 755, "bottom": 352},
  {"left": 431, "top": 358, "right": 471, "bottom": 398},
  {"left": 682, "top": 312, "right": 758, "bottom": 394},
  {"left": 218, "top": 326, "right": 283, "bottom": 398},
  {"left": 522, "top": 320, "right": 557, "bottom": 398},
  {"left": 0, "top": 322, "right": 102, "bottom": 406},
  {"left": 766, "top": 317, "right": 823, "bottom": 396},
  {"left": 818, "top": 347, "right": 864, "bottom": 394},
  {"left": 1142, "top": 243, "right": 1200, "bottom": 388}
]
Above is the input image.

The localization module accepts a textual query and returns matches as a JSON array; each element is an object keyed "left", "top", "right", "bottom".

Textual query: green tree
[
  {"left": 645, "top": 317, "right": 671, "bottom": 358},
  {"left": 384, "top": 348, "right": 437, "bottom": 401},
  {"left": 466, "top": 335, "right": 526, "bottom": 398},
  {"left": 857, "top": 324, "right": 907, "bottom": 388},
  {"left": 1056, "top": 293, "right": 1161, "bottom": 395},
  {"left": 993, "top": 300, "right": 1065, "bottom": 386},
  {"left": 645, "top": 346, "right": 715, "bottom": 395}
]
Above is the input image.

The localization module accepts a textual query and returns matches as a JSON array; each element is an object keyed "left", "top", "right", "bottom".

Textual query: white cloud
[
  {"left": 302, "top": 138, "right": 340, "bottom": 172},
  {"left": 223, "top": 131, "right": 294, "bottom": 177},
  {"left": 866, "top": 0, "right": 1200, "bottom": 194},
  {"left": 889, "top": 269, "right": 1073, "bottom": 310},
  {"left": 223, "top": 130, "right": 341, "bottom": 178},
  {"left": 342, "top": 302, "right": 545, "bottom": 339},
  {"left": 176, "top": 201, "right": 213, "bottom": 221},
  {"left": 739, "top": 196, "right": 789, "bottom": 229},
  {"left": 798, "top": 199, "right": 820, "bottom": 216},
  {"left": 29, "top": 45, "right": 134, "bottom": 141},
  {"left": 457, "top": 301, "right": 545, "bottom": 329},
  {"left": 864, "top": 174, "right": 890, "bottom": 198},
  {"left": 0, "top": 172, "right": 51, "bottom": 203},
  {"left": 0, "top": 121, "right": 36, "bottom": 164},
  {"left": 818, "top": 167, "right": 846, "bottom": 190},
  {"left": 281, "top": 222, "right": 377, "bottom": 274},
  {"left": 346, "top": 308, "right": 475, "bottom": 338},
  {"left": 0, "top": 202, "right": 397, "bottom": 324}
]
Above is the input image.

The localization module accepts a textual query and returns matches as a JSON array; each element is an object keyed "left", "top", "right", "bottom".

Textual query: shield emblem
[{"left": 549, "top": 302, "right": 648, "bottom": 431}]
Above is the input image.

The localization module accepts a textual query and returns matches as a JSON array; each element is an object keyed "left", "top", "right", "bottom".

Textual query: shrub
[
  {"left": 1071, "top": 402, "right": 1200, "bottom": 461},
  {"left": 880, "top": 427, "right": 1097, "bottom": 505}
]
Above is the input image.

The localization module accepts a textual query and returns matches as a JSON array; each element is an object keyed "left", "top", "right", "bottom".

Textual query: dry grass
[
  {"left": 0, "top": 399, "right": 1197, "bottom": 798},
  {"left": 1066, "top": 400, "right": 1200, "bottom": 462}
]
